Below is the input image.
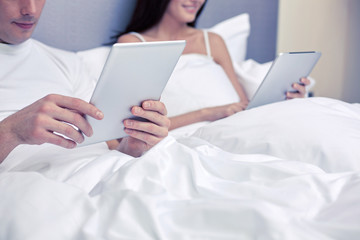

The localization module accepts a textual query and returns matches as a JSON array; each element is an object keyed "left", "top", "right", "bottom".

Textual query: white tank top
[
  {"left": 129, "top": 30, "right": 212, "bottom": 58},
  {"left": 128, "top": 31, "right": 239, "bottom": 117}
]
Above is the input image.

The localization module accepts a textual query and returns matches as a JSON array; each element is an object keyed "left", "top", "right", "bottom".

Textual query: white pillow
[
  {"left": 209, "top": 13, "right": 250, "bottom": 65},
  {"left": 192, "top": 97, "right": 360, "bottom": 173},
  {"left": 75, "top": 14, "right": 255, "bottom": 122},
  {"left": 233, "top": 59, "right": 271, "bottom": 99}
]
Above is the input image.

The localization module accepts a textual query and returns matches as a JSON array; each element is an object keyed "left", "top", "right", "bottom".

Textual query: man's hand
[
  {"left": 0, "top": 94, "right": 104, "bottom": 162},
  {"left": 286, "top": 77, "right": 311, "bottom": 99},
  {"left": 112, "top": 100, "right": 170, "bottom": 157}
]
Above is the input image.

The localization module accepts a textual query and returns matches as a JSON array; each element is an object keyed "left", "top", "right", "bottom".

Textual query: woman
[{"left": 117, "top": 0, "right": 309, "bottom": 131}]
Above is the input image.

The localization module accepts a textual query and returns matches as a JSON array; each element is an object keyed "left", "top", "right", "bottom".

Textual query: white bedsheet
[{"left": 1, "top": 97, "right": 359, "bottom": 240}]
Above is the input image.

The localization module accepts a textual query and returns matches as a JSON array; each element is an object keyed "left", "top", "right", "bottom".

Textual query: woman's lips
[{"left": 183, "top": 5, "right": 198, "bottom": 14}]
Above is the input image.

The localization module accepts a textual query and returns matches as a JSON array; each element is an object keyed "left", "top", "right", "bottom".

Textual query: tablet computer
[
  {"left": 246, "top": 51, "right": 321, "bottom": 110},
  {"left": 79, "top": 40, "right": 186, "bottom": 146}
]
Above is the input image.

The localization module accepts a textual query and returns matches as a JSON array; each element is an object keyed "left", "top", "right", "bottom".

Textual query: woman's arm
[
  {"left": 208, "top": 32, "right": 249, "bottom": 105},
  {"left": 169, "top": 102, "right": 246, "bottom": 130}
]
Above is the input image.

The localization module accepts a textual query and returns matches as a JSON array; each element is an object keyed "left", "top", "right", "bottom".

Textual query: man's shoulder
[
  {"left": 30, "top": 39, "right": 81, "bottom": 65},
  {"left": 31, "top": 39, "right": 78, "bottom": 57}
]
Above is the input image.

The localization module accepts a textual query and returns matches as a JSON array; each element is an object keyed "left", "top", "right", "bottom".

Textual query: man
[{"left": 0, "top": 0, "right": 170, "bottom": 163}]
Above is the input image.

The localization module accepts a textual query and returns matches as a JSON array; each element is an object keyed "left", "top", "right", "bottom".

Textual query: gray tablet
[
  {"left": 246, "top": 51, "right": 321, "bottom": 110},
  {"left": 79, "top": 41, "right": 186, "bottom": 146}
]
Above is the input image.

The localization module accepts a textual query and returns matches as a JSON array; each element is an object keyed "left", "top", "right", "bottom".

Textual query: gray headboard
[
  {"left": 33, "top": 0, "right": 137, "bottom": 51},
  {"left": 197, "top": 0, "right": 279, "bottom": 63},
  {"left": 32, "top": 0, "right": 278, "bottom": 63}
]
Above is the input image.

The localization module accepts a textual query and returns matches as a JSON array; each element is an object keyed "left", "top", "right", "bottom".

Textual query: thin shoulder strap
[
  {"left": 203, "top": 30, "right": 212, "bottom": 58},
  {"left": 128, "top": 32, "right": 146, "bottom": 42}
]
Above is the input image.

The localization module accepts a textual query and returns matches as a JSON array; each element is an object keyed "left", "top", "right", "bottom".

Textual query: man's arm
[
  {"left": 0, "top": 121, "right": 18, "bottom": 163},
  {"left": 0, "top": 94, "right": 104, "bottom": 164}
]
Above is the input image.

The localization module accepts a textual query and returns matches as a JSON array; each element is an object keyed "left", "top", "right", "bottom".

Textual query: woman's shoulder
[
  {"left": 206, "top": 31, "right": 225, "bottom": 45},
  {"left": 117, "top": 33, "right": 143, "bottom": 43}
]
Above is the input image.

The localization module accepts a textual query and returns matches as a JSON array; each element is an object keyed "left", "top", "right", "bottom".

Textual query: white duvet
[
  {"left": 3, "top": 12, "right": 359, "bottom": 239},
  {"left": 1, "top": 97, "right": 360, "bottom": 240},
  {"left": 3, "top": 19, "right": 360, "bottom": 238}
]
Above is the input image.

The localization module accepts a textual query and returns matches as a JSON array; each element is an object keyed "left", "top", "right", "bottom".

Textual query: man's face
[{"left": 0, "top": 0, "right": 46, "bottom": 44}]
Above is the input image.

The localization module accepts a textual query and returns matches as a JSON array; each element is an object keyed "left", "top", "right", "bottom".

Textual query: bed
[{"left": 1, "top": 0, "right": 360, "bottom": 239}]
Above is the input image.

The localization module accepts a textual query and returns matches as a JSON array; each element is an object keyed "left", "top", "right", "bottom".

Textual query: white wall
[{"left": 277, "top": 0, "right": 360, "bottom": 103}]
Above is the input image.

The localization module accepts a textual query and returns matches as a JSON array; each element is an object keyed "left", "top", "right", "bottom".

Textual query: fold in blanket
[{"left": 1, "top": 130, "right": 359, "bottom": 239}]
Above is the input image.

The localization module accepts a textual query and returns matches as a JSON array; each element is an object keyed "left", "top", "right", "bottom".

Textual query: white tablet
[
  {"left": 246, "top": 51, "right": 321, "bottom": 110},
  {"left": 79, "top": 40, "right": 186, "bottom": 146}
]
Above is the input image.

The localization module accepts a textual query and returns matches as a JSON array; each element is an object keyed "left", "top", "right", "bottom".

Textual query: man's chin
[{"left": 2, "top": 35, "right": 32, "bottom": 45}]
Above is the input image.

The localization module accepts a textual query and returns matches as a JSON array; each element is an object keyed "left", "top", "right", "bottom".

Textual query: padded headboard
[
  {"left": 32, "top": 0, "right": 278, "bottom": 63},
  {"left": 32, "top": 0, "right": 137, "bottom": 51},
  {"left": 197, "top": 0, "right": 279, "bottom": 63}
]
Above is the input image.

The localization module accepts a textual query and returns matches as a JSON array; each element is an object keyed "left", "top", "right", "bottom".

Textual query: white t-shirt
[
  {"left": 0, "top": 39, "right": 110, "bottom": 169},
  {"left": 128, "top": 31, "right": 240, "bottom": 118},
  {"left": 0, "top": 39, "right": 96, "bottom": 121}
]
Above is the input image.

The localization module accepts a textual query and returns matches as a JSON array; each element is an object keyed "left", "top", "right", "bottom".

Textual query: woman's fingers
[{"left": 287, "top": 78, "right": 310, "bottom": 99}]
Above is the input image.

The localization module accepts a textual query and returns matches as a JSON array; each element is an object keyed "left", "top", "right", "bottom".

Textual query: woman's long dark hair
[{"left": 119, "top": 0, "right": 207, "bottom": 37}]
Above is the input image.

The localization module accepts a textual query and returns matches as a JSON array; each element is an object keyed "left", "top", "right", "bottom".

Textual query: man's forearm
[
  {"left": 115, "top": 137, "right": 148, "bottom": 158},
  {"left": 0, "top": 121, "right": 18, "bottom": 164}
]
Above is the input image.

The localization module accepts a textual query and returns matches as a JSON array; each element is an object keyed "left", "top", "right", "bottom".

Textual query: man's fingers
[
  {"left": 142, "top": 100, "right": 168, "bottom": 116},
  {"left": 51, "top": 107, "right": 93, "bottom": 137},
  {"left": 45, "top": 132, "right": 77, "bottom": 149},
  {"left": 26, "top": 124, "right": 78, "bottom": 148},
  {"left": 123, "top": 119, "right": 168, "bottom": 138},
  {"left": 40, "top": 94, "right": 104, "bottom": 137},
  {"left": 124, "top": 128, "right": 162, "bottom": 147},
  {"left": 51, "top": 121, "right": 85, "bottom": 143},
  {"left": 44, "top": 94, "right": 104, "bottom": 120},
  {"left": 32, "top": 115, "right": 84, "bottom": 144},
  {"left": 131, "top": 105, "right": 170, "bottom": 128},
  {"left": 119, "top": 100, "right": 170, "bottom": 151}
]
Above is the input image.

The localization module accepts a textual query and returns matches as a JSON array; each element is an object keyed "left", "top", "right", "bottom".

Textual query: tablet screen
[
  {"left": 79, "top": 41, "right": 186, "bottom": 146},
  {"left": 246, "top": 51, "right": 321, "bottom": 109}
]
